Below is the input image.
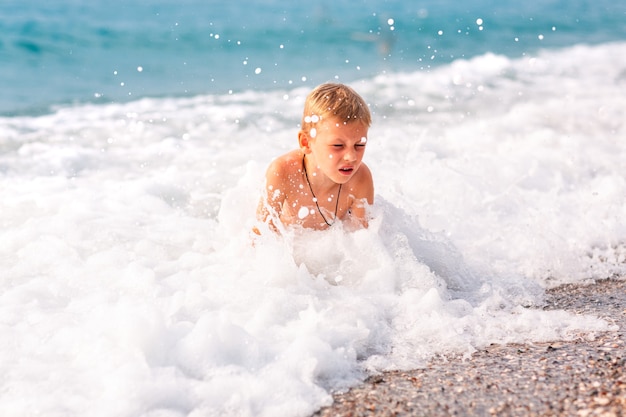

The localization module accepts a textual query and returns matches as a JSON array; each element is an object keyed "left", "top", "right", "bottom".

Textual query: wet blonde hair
[{"left": 301, "top": 83, "right": 371, "bottom": 134}]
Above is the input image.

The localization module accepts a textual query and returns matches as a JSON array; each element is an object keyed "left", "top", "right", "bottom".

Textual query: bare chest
[{"left": 280, "top": 186, "right": 350, "bottom": 229}]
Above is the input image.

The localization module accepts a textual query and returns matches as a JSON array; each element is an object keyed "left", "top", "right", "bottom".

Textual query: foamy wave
[{"left": 0, "top": 41, "right": 625, "bottom": 417}]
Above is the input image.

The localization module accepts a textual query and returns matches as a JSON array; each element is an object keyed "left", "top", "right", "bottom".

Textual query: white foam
[{"left": 0, "top": 42, "right": 624, "bottom": 416}]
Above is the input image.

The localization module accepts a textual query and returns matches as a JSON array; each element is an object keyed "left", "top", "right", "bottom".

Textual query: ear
[{"left": 298, "top": 130, "right": 312, "bottom": 153}]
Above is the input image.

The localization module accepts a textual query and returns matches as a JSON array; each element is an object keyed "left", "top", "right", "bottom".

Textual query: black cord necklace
[{"left": 302, "top": 155, "right": 342, "bottom": 226}]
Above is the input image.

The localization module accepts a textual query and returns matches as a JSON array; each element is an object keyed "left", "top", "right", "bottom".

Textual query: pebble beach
[{"left": 315, "top": 277, "right": 626, "bottom": 417}]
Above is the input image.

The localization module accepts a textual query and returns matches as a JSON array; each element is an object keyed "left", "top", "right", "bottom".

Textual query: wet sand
[{"left": 314, "top": 278, "right": 626, "bottom": 416}]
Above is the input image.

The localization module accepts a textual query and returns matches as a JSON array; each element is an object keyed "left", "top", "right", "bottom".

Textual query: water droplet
[{"left": 298, "top": 207, "right": 309, "bottom": 219}]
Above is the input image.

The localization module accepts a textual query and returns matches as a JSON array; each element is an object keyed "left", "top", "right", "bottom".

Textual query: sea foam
[{"left": 1, "top": 42, "right": 625, "bottom": 416}]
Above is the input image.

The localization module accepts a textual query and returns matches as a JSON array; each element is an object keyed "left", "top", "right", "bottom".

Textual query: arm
[
  {"left": 254, "top": 159, "right": 287, "bottom": 234},
  {"left": 347, "top": 163, "right": 374, "bottom": 228}
]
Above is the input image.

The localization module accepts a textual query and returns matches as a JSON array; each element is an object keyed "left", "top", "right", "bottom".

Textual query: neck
[{"left": 302, "top": 154, "right": 336, "bottom": 192}]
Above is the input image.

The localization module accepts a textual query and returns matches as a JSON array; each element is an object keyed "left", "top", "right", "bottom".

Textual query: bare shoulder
[
  {"left": 348, "top": 162, "right": 374, "bottom": 203},
  {"left": 355, "top": 162, "right": 373, "bottom": 183},
  {"left": 264, "top": 150, "right": 303, "bottom": 201},
  {"left": 266, "top": 150, "right": 302, "bottom": 178}
]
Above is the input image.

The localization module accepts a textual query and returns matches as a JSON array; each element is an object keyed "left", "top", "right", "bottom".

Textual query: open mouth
[{"left": 339, "top": 167, "right": 354, "bottom": 175}]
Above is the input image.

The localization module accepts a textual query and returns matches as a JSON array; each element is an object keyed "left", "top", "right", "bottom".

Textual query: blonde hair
[{"left": 301, "top": 83, "right": 371, "bottom": 133}]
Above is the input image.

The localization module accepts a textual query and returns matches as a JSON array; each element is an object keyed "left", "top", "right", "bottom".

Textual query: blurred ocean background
[
  {"left": 1, "top": 1, "right": 625, "bottom": 416},
  {"left": 2, "top": 0, "right": 625, "bottom": 115}
]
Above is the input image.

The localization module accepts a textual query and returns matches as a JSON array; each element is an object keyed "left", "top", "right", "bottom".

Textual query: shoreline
[{"left": 314, "top": 277, "right": 626, "bottom": 416}]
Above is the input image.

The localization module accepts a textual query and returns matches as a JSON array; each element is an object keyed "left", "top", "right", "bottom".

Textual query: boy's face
[{"left": 305, "top": 117, "right": 368, "bottom": 184}]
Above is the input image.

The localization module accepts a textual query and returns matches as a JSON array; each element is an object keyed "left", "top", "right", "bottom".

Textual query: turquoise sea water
[{"left": 1, "top": 0, "right": 624, "bottom": 115}]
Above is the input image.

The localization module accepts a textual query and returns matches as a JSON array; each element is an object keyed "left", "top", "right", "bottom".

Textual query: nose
[{"left": 344, "top": 149, "right": 357, "bottom": 162}]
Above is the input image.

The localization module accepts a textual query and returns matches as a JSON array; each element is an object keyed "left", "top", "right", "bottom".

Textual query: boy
[{"left": 256, "top": 83, "right": 374, "bottom": 233}]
